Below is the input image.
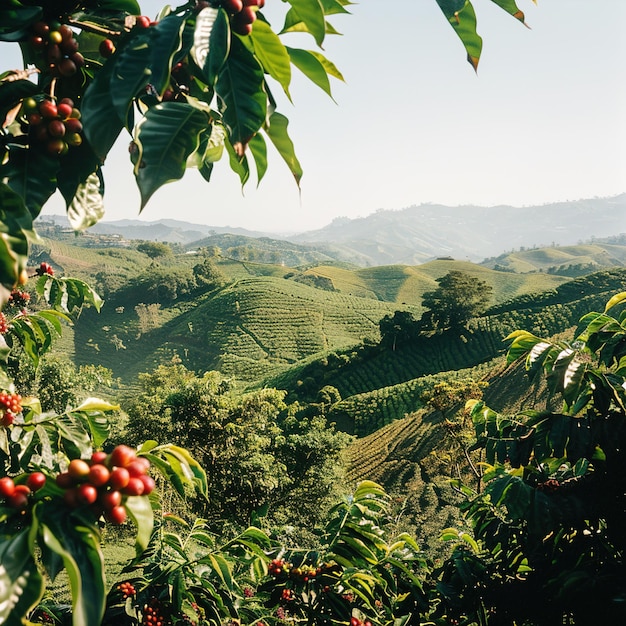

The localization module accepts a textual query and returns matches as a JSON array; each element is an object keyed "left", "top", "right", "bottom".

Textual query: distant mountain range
[{"left": 39, "top": 194, "right": 626, "bottom": 266}]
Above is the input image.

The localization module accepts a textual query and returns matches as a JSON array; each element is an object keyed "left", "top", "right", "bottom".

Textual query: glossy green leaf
[
  {"left": 319, "top": 0, "right": 352, "bottom": 15},
  {"left": 248, "top": 132, "right": 268, "bottom": 185},
  {"left": 56, "top": 143, "right": 102, "bottom": 212},
  {"left": 604, "top": 291, "right": 626, "bottom": 313},
  {"left": 0, "top": 528, "right": 45, "bottom": 625},
  {"left": 286, "top": 47, "right": 332, "bottom": 98},
  {"left": 1, "top": 145, "right": 60, "bottom": 219},
  {"left": 96, "top": 0, "right": 141, "bottom": 12},
  {"left": 489, "top": 0, "right": 528, "bottom": 24},
  {"left": 282, "top": 0, "right": 326, "bottom": 47},
  {"left": 125, "top": 495, "right": 154, "bottom": 553},
  {"left": 225, "top": 138, "right": 250, "bottom": 186},
  {"left": 263, "top": 111, "right": 302, "bottom": 187},
  {"left": 80, "top": 57, "right": 125, "bottom": 162},
  {"left": 435, "top": 0, "right": 482, "bottom": 69},
  {"left": 216, "top": 35, "right": 267, "bottom": 146},
  {"left": 39, "top": 505, "right": 106, "bottom": 626},
  {"left": 0, "top": 78, "right": 38, "bottom": 125},
  {"left": 133, "top": 102, "right": 208, "bottom": 208},
  {"left": 0, "top": 182, "right": 31, "bottom": 288},
  {"left": 111, "top": 14, "right": 187, "bottom": 125},
  {"left": 66, "top": 170, "right": 105, "bottom": 231},
  {"left": 192, "top": 6, "right": 230, "bottom": 86},
  {"left": 0, "top": 6, "right": 42, "bottom": 41},
  {"left": 250, "top": 20, "right": 292, "bottom": 98}
]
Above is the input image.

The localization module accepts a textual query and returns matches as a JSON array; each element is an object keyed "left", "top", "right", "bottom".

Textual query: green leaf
[
  {"left": 124, "top": 495, "right": 154, "bottom": 554},
  {"left": 225, "top": 138, "right": 250, "bottom": 186},
  {"left": 192, "top": 6, "right": 230, "bottom": 86},
  {"left": 56, "top": 142, "right": 102, "bottom": 212},
  {"left": 133, "top": 102, "right": 209, "bottom": 208},
  {"left": 216, "top": 32, "right": 267, "bottom": 146},
  {"left": 0, "top": 182, "right": 31, "bottom": 288},
  {"left": 1, "top": 145, "right": 60, "bottom": 219},
  {"left": 282, "top": 0, "right": 326, "bottom": 47},
  {"left": 286, "top": 47, "right": 333, "bottom": 98},
  {"left": 0, "top": 6, "right": 42, "bottom": 41},
  {"left": 248, "top": 132, "right": 268, "bottom": 184},
  {"left": 0, "top": 78, "right": 39, "bottom": 124},
  {"left": 488, "top": 0, "right": 529, "bottom": 24},
  {"left": 435, "top": 0, "right": 482, "bottom": 70},
  {"left": 111, "top": 14, "right": 187, "bottom": 125},
  {"left": 81, "top": 57, "right": 125, "bottom": 162},
  {"left": 0, "top": 528, "right": 45, "bottom": 625},
  {"left": 604, "top": 291, "right": 626, "bottom": 313},
  {"left": 96, "top": 0, "right": 141, "bottom": 12},
  {"left": 250, "top": 20, "right": 292, "bottom": 98},
  {"left": 66, "top": 170, "right": 105, "bottom": 230},
  {"left": 263, "top": 111, "right": 302, "bottom": 187},
  {"left": 39, "top": 504, "right": 106, "bottom": 626}
]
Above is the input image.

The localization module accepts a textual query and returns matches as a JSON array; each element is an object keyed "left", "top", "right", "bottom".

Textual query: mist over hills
[{"left": 40, "top": 194, "right": 626, "bottom": 266}]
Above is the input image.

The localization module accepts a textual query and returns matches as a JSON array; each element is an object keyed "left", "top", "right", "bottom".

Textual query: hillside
[
  {"left": 481, "top": 242, "right": 626, "bottom": 275},
  {"left": 289, "top": 195, "right": 626, "bottom": 265},
  {"left": 39, "top": 194, "right": 626, "bottom": 267}
]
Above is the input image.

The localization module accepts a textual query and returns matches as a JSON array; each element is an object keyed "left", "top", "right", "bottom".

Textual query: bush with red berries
[{"left": 55, "top": 445, "right": 155, "bottom": 525}]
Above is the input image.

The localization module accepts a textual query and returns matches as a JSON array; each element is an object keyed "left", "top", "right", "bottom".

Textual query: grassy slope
[
  {"left": 306, "top": 260, "right": 566, "bottom": 309},
  {"left": 482, "top": 243, "right": 626, "bottom": 273}
]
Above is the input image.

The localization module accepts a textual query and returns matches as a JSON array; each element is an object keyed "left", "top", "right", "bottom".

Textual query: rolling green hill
[
  {"left": 481, "top": 242, "right": 626, "bottom": 275},
  {"left": 302, "top": 259, "right": 566, "bottom": 307}
]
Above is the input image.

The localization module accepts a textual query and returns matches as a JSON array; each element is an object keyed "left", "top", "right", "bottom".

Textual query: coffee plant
[
  {"left": 0, "top": 266, "right": 208, "bottom": 626},
  {"left": 435, "top": 292, "right": 626, "bottom": 624}
]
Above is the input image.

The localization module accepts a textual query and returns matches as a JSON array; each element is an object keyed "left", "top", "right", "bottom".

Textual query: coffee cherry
[
  {"left": 56, "top": 102, "right": 73, "bottom": 120},
  {"left": 109, "top": 466, "right": 130, "bottom": 490},
  {"left": 76, "top": 483, "right": 98, "bottom": 505},
  {"left": 107, "top": 505, "right": 127, "bottom": 525},
  {"left": 0, "top": 313, "right": 7, "bottom": 334},
  {"left": 0, "top": 476, "right": 16, "bottom": 498},
  {"left": 47, "top": 119, "right": 66, "bottom": 138},
  {"left": 36, "top": 262, "right": 54, "bottom": 276},
  {"left": 99, "top": 38, "right": 115, "bottom": 58},
  {"left": 135, "top": 15, "right": 151, "bottom": 28},
  {"left": 48, "top": 31, "right": 63, "bottom": 45},
  {"left": 68, "top": 459, "right": 91, "bottom": 481},
  {"left": 109, "top": 445, "right": 137, "bottom": 468},
  {"left": 88, "top": 464, "right": 110, "bottom": 487},
  {"left": 26, "top": 472, "right": 46, "bottom": 492}
]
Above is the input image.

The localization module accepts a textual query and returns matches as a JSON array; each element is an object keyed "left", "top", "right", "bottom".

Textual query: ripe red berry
[
  {"left": 138, "top": 474, "right": 155, "bottom": 495},
  {"left": 91, "top": 450, "right": 108, "bottom": 465},
  {"left": 57, "top": 103, "right": 73, "bottom": 119},
  {"left": 122, "top": 477, "right": 145, "bottom": 496},
  {"left": 38, "top": 100, "right": 58, "bottom": 119},
  {"left": 135, "top": 15, "right": 151, "bottom": 28},
  {"left": 88, "top": 464, "right": 110, "bottom": 487},
  {"left": 99, "top": 489, "right": 122, "bottom": 510},
  {"left": 26, "top": 472, "right": 46, "bottom": 491},
  {"left": 109, "top": 445, "right": 136, "bottom": 468},
  {"left": 0, "top": 476, "right": 16, "bottom": 498},
  {"left": 107, "top": 505, "right": 127, "bottom": 525},
  {"left": 108, "top": 466, "right": 130, "bottom": 490},
  {"left": 76, "top": 483, "right": 98, "bottom": 505},
  {"left": 99, "top": 38, "right": 115, "bottom": 57}
]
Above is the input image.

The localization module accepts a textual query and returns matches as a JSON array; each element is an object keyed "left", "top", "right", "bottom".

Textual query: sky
[{"left": 9, "top": 0, "right": 626, "bottom": 232}]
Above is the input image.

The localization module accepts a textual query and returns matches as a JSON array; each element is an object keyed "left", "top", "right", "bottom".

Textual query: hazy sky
[{"left": 11, "top": 1, "right": 626, "bottom": 231}]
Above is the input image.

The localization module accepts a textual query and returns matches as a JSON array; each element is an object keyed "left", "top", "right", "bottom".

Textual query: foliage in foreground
[{"left": 436, "top": 292, "right": 626, "bottom": 624}]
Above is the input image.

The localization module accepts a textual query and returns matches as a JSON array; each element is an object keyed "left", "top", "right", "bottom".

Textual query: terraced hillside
[
  {"left": 72, "top": 275, "right": 411, "bottom": 384},
  {"left": 481, "top": 242, "right": 626, "bottom": 275},
  {"left": 304, "top": 259, "right": 566, "bottom": 307}
]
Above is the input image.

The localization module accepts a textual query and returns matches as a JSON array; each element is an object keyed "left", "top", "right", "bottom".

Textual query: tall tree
[{"left": 421, "top": 270, "right": 493, "bottom": 329}]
